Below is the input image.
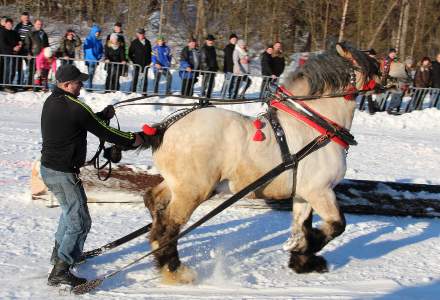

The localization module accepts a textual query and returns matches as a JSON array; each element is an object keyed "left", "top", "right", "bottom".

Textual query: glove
[
  {"left": 118, "top": 133, "right": 144, "bottom": 151},
  {"left": 48, "top": 71, "right": 55, "bottom": 82},
  {"left": 34, "top": 71, "right": 41, "bottom": 80},
  {"left": 100, "top": 105, "right": 115, "bottom": 120}
]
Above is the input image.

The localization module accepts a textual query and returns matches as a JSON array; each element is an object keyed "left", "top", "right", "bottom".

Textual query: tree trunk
[
  {"left": 270, "top": 0, "right": 278, "bottom": 41},
  {"left": 367, "top": 0, "right": 399, "bottom": 49},
  {"left": 338, "top": 0, "right": 349, "bottom": 42},
  {"left": 395, "top": 0, "right": 404, "bottom": 52},
  {"left": 322, "top": 0, "right": 330, "bottom": 47},
  {"left": 399, "top": 0, "right": 410, "bottom": 60},
  {"left": 158, "top": 0, "right": 165, "bottom": 36},
  {"left": 409, "top": 0, "right": 423, "bottom": 59},
  {"left": 195, "top": 0, "right": 206, "bottom": 42},
  {"left": 244, "top": 0, "right": 249, "bottom": 43}
]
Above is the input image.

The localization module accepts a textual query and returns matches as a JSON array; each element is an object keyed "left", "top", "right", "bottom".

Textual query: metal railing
[
  {"left": 0, "top": 53, "right": 277, "bottom": 99},
  {"left": 0, "top": 53, "right": 43, "bottom": 90},
  {"left": 1, "top": 53, "right": 439, "bottom": 115},
  {"left": 358, "top": 87, "right": 440, "bottom": 114}
]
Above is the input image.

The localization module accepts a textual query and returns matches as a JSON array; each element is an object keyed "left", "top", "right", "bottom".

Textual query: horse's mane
[{"left": 286, "top": 42, "right": 380, "bottom": 95}]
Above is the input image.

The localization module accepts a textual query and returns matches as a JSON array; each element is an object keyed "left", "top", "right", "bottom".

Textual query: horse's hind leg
[
  {"left": 286, "top": 189, "right": 345, "bottom": 273},
  {"left": 146, "top": 185, "right": 201, "bottom": 284}
]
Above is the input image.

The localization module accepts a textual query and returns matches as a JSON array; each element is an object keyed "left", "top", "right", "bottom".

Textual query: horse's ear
[{"left": 336, "top": 43, "right": 353, "bottom": 60}]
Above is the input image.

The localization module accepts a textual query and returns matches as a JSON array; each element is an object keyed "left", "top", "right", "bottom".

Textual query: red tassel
[
  {"left": 253, "top": 119, "right": 263, "bottom": 129},
  {"left": 142, "top": 124, "right": 157, "bottom": 136},
  {"left": 363, "top": 79, "right": 376, "bottom": 91},
  {"left": 253, "top": 129, "right": 265, "bottom": 141},
  {"left": 344, "top": 86, "right": 357, "bottom": 100}
]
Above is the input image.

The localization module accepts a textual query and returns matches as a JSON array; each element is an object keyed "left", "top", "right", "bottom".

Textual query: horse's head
[
  {"left": 284, "top": 42, "right": 380, "bottom": 96},
  {"left": 335, "top": 42, "right": 381, "bottom": 91}
]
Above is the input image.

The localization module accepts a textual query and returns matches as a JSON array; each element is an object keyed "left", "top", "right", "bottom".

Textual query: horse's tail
[{"left": 139, "top": 126, "right": 166, "bottom": 152}]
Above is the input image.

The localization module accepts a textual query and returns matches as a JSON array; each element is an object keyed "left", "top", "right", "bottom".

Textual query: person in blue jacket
[
  {"left": 83, "top": 25, "right": 103, "bottom": 89},
  {"left": 179, "top": 38, "right": 200, "bottom": 96},
  {"left": 151, "top": 35, "right": 172, "bottom": 94}
]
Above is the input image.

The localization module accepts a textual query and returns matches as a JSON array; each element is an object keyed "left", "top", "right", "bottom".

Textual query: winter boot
[
  {"left": 47, "top": 259, "right": 87, "bottom": 287},
  {"left": 74, "top": 254, "right": 87, "bottom": 266},
  {"left": 50, "top": 241, "right": 59, "bottom": 265}
]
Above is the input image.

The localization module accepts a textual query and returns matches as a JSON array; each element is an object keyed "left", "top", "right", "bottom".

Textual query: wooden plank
[{"left": 40, "top": 165, "right": 440, "bottom": 218}]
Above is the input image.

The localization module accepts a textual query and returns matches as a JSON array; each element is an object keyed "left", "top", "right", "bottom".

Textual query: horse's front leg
[{"left": 285, "top": 189, "right": 345, "bottom": 273}]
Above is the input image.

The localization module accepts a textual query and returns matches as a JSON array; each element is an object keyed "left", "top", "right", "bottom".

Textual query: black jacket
[
  {"left": 24, "top": 29, "right": 49, "bottom": 56},
  {"left": 200, "top": 45, "right": 218, "bottom": 72},
  {"left": 58, "top": 36, "right": 82, "bottom": 58},
  {"left": 41, "top": 87, "right": 134, "bottom": 173},
  {"left": 128, "top": 38, "right": 152, "bottom": 68},
  {"left": 0, "top": 28, "right": 21, "bottom": 55},
  {"left": 223, "top": 43, "right": 235, "bottom": 73},
  {"left": 272, "top": 55, "right": 285, "bottom": 77},
  {"left": 14, "top": 22, "right": 32, "bottom": 55},
  {"left": 0, "top": 26, "right": 9, "bottom": 54},
  {"left": 432, "top": 61, "right": 440, "bottom": 88},
  {"left": 105, "top": 44, "right": 125, "bottom": 62},
  {"left": 261, "top": 52, "right": 273, "bottom": 76},
  {"left": 106, "top": 32, "right": 127, "bottom": 58}
]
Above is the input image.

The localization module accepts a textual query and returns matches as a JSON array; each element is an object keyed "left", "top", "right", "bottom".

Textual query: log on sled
[{"left": 31, "top": 163, "right": 440, "bottom": 218}]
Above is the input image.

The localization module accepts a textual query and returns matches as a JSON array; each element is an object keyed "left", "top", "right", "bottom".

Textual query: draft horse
[{"left": 140, "top": 42, "right": 380, "bottom": 284}]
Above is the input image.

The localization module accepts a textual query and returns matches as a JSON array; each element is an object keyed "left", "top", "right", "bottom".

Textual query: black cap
[
  {"left": 389, "top": 48, "right": 397, "bottom": 53},
  {"left": 136, "top": 28, "right": 145, "bottom": 34},
  {"left": 56, "top": 64, "right": 89, "bottom": 83},
  {"left": 21, "top": 12, "right": 29, "bottom": 16},
  {"left": 229, "top": 33, "right": 238, "bottom": 39},
  {"left": 114, "top": 22, "right": 122, "bottom": 27},
  {"left": 206, "top": 34, "right": 216, "bottom": 41}
]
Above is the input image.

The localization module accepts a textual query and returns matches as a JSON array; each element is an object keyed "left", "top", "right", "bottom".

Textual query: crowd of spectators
[{"left": 0, "top": 12, "right": 287, "bottom": 97}]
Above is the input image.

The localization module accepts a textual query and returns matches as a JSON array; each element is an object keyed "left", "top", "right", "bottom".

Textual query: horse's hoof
[
  {"left": 288, "top": 253, "right": 328, "bottom": 274},
  {"left": 161, "top": 263, "right": 197, "bottom": 285}
]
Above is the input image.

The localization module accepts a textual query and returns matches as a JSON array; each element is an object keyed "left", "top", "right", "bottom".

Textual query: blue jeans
[
  {"left": 86, "top": 63, "right": 97, "bottom": 89},
  {"left": 40, "top": 165, "right": 91, "bottom": 265}
]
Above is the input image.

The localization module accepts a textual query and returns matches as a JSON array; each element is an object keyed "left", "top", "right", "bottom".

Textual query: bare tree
[
  {"left": 338, "top": 0, "right": 349, "bottom": 42},
  {"left": 367, "top": 0, "right": 399, "bottom": 49}
]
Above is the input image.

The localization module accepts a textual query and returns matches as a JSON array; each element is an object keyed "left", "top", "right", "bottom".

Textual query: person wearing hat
[
  {"left": 200, "top": 34, "right": 218, "bottom": 98},
  {"left": 58, "top": 29, "right": 82, "bottom": 65},
  {"left": 34, "top": 47, "right": 56, "bottom": 91},
  {"left": 41, "top": 64, "right": 143, "bottom": 288},
  {"left": 151, "top": 35, "right": 172, "bottom": 94},
  {"left": 179, "top": 37, "right": 201, "bottom": 96},
  {"left": 83, "top": 24, "right": 103, "bottom": 89},
  {"left": 106, "top": 22, "right": 127, "bottom": 59},
  {"left": 104, "top": 33, "right": 127, "bottom": 91},
  {"left": 221, "top": 33, "right": 238, "bottom": 98},
  {"left": 128, "top": 28, "right": 151, "bottom": 93}
]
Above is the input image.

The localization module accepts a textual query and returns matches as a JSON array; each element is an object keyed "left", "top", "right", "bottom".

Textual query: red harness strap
[{"left": 272, "top": 86, "right": 352, "bottom": 149}]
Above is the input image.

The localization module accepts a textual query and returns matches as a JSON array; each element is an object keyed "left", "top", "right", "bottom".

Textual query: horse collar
[{"left": 270, "top": 85, "right": 357, "bottom": 149}]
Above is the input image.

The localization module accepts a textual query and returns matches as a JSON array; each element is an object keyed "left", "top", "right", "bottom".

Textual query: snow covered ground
[{"left": 0, "top": 89, "right": 439, "bottom": 299}]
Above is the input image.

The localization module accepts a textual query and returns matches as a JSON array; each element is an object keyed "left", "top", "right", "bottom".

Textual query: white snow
[{"left": 0, "top": 89, "right": 439, "bottom": 299}]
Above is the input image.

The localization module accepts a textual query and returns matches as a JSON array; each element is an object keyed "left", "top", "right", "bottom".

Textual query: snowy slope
[{"left": 0, "top": 90, "right": 439, "bottom": 299}]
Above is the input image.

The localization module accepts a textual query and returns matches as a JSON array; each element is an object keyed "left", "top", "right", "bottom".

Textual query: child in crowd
[{"left": 35, "top": 47, "right": 57, "bottom": 91}]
